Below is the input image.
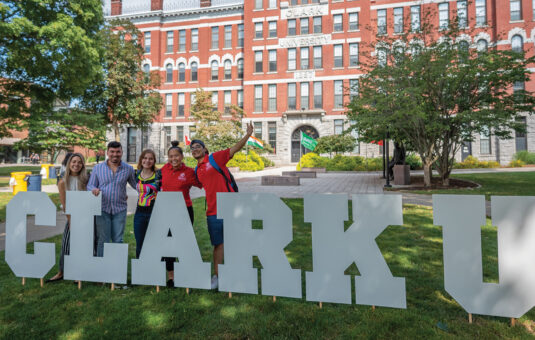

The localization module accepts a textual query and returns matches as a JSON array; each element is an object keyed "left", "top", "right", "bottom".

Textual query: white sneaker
[{"left": 211, "top": 275, "right": 218, "bottom": 290}]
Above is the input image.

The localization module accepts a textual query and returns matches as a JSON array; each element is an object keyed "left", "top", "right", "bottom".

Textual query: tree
[
  {"left": 347, "top": 17, "right": 535, "bottom": 186},
  {"left": 314, "top": 134, "right": 356, "bottom": 157},
  {"left": 0, "top": 0, "right": 104, "bottom": 138},
  {"left": 190, "top": 89, "right": 244, "bottom": 151},
  {"left": 81, "top": 19, "right": 162, "bottom": 141}
]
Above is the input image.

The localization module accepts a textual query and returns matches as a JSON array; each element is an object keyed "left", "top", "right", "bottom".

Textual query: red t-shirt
[
  {"left": 160, "top": 162, "right": 201, "bottom": 207},
  {"left": 196, "top": 149, "right": 235, "bottom": 216}
]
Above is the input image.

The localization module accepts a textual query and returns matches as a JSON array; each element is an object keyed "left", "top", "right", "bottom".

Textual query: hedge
[{"left": 453, "top": 155, "right": 500, "bottom": 169}]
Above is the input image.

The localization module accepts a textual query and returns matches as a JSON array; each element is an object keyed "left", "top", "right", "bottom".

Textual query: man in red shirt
[{"left": 191, "top": 122, "right": 253, "bottom": 289}]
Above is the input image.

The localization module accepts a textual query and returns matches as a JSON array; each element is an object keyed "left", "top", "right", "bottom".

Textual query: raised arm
[{"left": 229, "top": 121, "right": 254, "bottom": 158}]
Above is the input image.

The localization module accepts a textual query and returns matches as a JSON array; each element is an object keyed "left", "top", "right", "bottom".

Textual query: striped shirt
[{"left": 87, "top": 161, "right": 136, "bottom": 214}]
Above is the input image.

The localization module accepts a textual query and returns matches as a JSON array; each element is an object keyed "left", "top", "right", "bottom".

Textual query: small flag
[
  {"left": 185, "top": 135, "right": 191, "bottom": 146},
  {"left": 300, "top": 131, "right": 318, "bottom": 151},
  {"left": 247, "top": 136, "right": 264, "bottom": 149},
  {"left": 371, "top": 140, "right": 384, "bottom": 146}
]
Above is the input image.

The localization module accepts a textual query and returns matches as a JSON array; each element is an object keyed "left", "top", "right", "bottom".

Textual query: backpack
[{"left": 195, "top": 153, "right": 238, "bottom": 193}]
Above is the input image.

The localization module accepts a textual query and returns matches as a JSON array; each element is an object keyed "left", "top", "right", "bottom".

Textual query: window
[
  {"left": 349, "top": 12, "right": 359, "bottom": 31},
  {"left": 313, "top": 46, "right": 322, "bottom": 69},
  {"left": 164, "top": 127, "right": 172, "bottom": 149},
  {"left": 288, "top": 19, "right": 296, "bottom": 35},
  {"left": 269, "top": 50, "right": 277, "bottom": 72},
  {"left": 255, "top": 51, "right": 263, "bottom": 73},
  {"left": 394, "top": 7, "right": 403, "bottom": 33},
  {"left": 165, "top": 94, "right": 172, "bottom": 117},
  {"left": 300, "top": 18, "right": 309, "bottom": 35},
  {"left": 255, "top": 22, "right": 263, "bottom": 39},
  {"left": 515, "top": 116, "right": 527, "bottom": 151},
  {"left": 179, "top": 30, "right": 186, "bottom": 52},
  {"left": 512, "top": 34, "right": 523, "bottom": 53},
  {"left": 191, "top": 29, "right": 198, "bottom": 50},
  {"left": 268, "top": 84, "right": 277, "bottom": 111},
  {"left": 144, "top": 32, "right": 151, "bottom": 53},
  {"left": 350, "top": 120, "right": 359, "bottom": 153},
  {"left": 334, "top": 119, "right": 344, "bottom": 134},
  {"left": 238, "top": 90, "right": 244, "bottom": 108},
  {"left": 254, "top": 85, "right": 263, "bottom": 112},
  {"left": 411, "top": 6, "right": 421, "bottom": 31},
  {"left": 480, "top": 127, "right": 491, "bottom": 154},
  {"left": 191, "top": 62, "right": 198, "bottom": 81},
  {"left": 333, "top": 14, "right": 343, "bottom": 32},
  {"left": 377, "top": 48, "right": 387, "bottom": 67},
  {"left": 349, "top": 79, "right": 359, "bottom": 100},
  {"left": 476, "top": 0, "right": 486, "bottom": 25},
  {"left": 166, "top": 31, "right": 174, "bottom": 52},
  {"left": 211, "top": 60, "right": 219, "bottom": 80},
  {"left": 255, "top": 0, "right": 262, "bottom": 9},
  {"left": 458, "top": 40, "right": 469, "bottom": 62},
  {"left": 237, "top": 58, "right": 244, "bottom": 78},
  {"left": 514, "top": 80, "right": 525, "bottom": 92},
  {"left": 457, "top": 1, "right": 467, "bottom": 28},
  {"left": 178, "top": 63, "right": 185, "bottom": 82},
  {"left": 211, "top": 91, "right": 218, "bottom": 111},
  {"left": 269, "top": 0, "right": 277, "bottom": 8},
  {"left": 178, "top": 93, "right": 185, "bottom": 116},
  {"left": 211, "top": 27, "right": 219, "bottom": 49},
  {"left": 238, "top": 24, "right": 244, "bottom": 47},
  {"left": 176, "top": 126, "right": 184, "bottom": 145},
  {"left": 334, "top": 80, "right": 343, "bottom": 108},
  {"left": 477, "top": 39, "right": 488, "bottom": 53},
  {"left": 268, "top": 122, "right": 277, "bottom": 151},
  {"left": 334, "top": 44, "right": 343, "bottom": 68},
  {"left": 300, "top": 47, "right": 309, "bottom": 69},
  {"left": 301, "top": 83, "right": 309, "bottom": 110},
  {"left": 291, "top": 0, "right": 297, "bottom": 5},
  {"left": 142, "top": 64, "right": 150, "bottom": 73},
  {"left": 349, "top": 43, "right": 359, "bottom": 67},
  {"left": 288, "top": 48, "right": 296, "bottom": 70},
  {"left": 377, "top": 9, "right": 387, "bottom": 34},
  {"left": 313, "top": 16, "right": 322, "bottom": 33},
  {"left": 269, "top": 21, "right": 277, "bottom": 38},
  {"left": 165, "top": 63, "right": 173, "bottom": 83},
  {"left": 314, "top": 81, "right": 322, "bottom": 109},
  {"left": 224, "top": 91, "right": 231, "bottom": 115},
  {"left": 224, "top": 60, "right": 232, "bottom": 80},
  {"left": 189, "top": 125, "right": 196, "bottom": 138},
  {"left": 288, "top": 83, "right": 297, "bottom": 110},
  {"left": 190, "top": 93, "right": 196, "bottom": 106},
  {"left": 254, "top": 122, "right": 263, "bottom": 139},
  {"left": 439, "top": 3, "right": 449, "bottom": 29},
  {"left": 224, "top": 25, "right": 232, "bottom": 48},
  {"left": 510, "top": 0, "right": 521, "bottom": 21}
]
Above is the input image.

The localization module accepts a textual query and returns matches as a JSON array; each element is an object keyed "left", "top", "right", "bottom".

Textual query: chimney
[
  {"left": 201, "top": 0, "right": 211, "bottom": 7},
  {"left": 111, "top": 0, "right": 122, "bottom": 15},
  {"left": 151, "top": 0, "right": 163, "bottom": 11}
]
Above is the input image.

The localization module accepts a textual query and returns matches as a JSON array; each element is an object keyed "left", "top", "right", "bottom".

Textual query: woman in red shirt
[{"left": 160, "top": 141, "right": 202, "bottom": 288}]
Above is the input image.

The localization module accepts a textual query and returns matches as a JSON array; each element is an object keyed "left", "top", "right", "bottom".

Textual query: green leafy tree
[
  {"left": 347, "top": 17, "right": 535, "bottom": 186},
  {"left": 314, "top": 134, "right": 356, "bottom": 158},
  {"left": 190, "top": 89, "right": 244, "bottom": 151},
  {"left": 81, "top": 19, "right": 162, "bottom": 141},
  {"left": 0, "top": 0, "right": 104, "bottom": 138}
]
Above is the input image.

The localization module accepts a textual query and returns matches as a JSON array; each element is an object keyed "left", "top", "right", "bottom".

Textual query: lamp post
[
  {"left": 384, "top": 132, "right": 391, "bottom": 188},
  {"left": 382, "top": 138, "right": 386, "bottom": 179}
]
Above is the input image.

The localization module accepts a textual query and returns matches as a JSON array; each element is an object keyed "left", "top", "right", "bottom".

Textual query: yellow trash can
[
  {"left": 10, "top": 171, "right": 32, "bottom": 195},
  {"left": 40, "top": 164, "right": 52, "bottom": 179}
]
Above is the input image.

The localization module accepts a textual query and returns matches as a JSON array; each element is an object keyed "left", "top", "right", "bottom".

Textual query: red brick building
[{"left": 105, "top": 0, "right": 534, "bottom": 164}]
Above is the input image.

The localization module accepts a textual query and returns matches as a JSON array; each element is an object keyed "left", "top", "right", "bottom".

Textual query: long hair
[
  {"left": 137, "top": 149, "right": 157, "bottom": 172},
  {"left": 64, "top": 153, "right": 88, "bottom": 190}
]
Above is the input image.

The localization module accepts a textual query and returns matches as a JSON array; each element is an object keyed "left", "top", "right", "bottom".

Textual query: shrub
[
  {"left": 86, "top": 156, "right": 96, "bottom": 163},
  {"left": 509, "top": 159, "right": 525, "bottom": 168},
  {"left": 297, "top": 153, "right": 384, "bottom": 171},
  {"left": 513, "top": 151, "right": 535, "bottom": 165},
  {"left": 453, "top": 155, "right": 500, "bottom": 169},
  {"left": 259, "top": 155, "right": 274, "bottom": 167},
  {"left": 184, "top": 157, "right": 197, "bottom": 168},
  {"left": 227, "top": 151, "right": 264, "bottom": 171},
  {"left": 405, "top": 153, "right": 422, "bottom": 170},
  {"left": 296, "top": 153, "right": 326, "bottom": 170}
]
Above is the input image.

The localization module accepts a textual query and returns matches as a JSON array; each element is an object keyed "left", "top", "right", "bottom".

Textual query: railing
[
  {"left": 103, "top": 0, "right": 243, "bottom": 17},
  {"left": 121, "top": 0, "right": 151, "bottom": 15},
  {"left": 211, "top": 0, "right": 243, "bottom": 6},
  {"left": 163, "top": 0, "right": 200, "bottom": 11}
]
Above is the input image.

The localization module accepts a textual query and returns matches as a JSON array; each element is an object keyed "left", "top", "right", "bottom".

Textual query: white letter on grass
[
  {"left": 5, "top": 192, "right": 56, "bottom": 279},
  {"left": 434, "top": 195, "right": 535, "bottom": 318},
  {"left": 218, "top": 193, "right": 302, "bottom": 298},
  {"left": 131, "top": 192, "right": 211, "bottom": 289},
  {"left": 305, "top": 194, "right": 406, "bottom": 308}
]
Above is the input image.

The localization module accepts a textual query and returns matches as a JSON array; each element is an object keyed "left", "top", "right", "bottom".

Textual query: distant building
[{"left": 105, "top": 0, "right": 534, "bottom": 165}]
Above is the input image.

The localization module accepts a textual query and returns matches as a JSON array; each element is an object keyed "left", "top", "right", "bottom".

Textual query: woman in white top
[{"left": 46, "top": 153, "right": 89, "bottom": 283}]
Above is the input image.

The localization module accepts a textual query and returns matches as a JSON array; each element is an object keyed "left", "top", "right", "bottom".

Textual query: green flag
[{"left": 300, "top": 131, "right": 318, "bottom": 151}]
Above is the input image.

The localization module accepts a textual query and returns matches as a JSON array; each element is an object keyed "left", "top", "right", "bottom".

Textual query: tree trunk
[
  {"left": 423, "top": 162, "right": 432, "bottom": 187},
  {"left": 113, "top": 124, "right": 120, "bottom": 142}
]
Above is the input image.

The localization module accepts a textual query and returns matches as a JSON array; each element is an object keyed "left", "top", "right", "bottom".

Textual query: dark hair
[
  {"left": 137, "top": 149, "right": 157, "bottom": 172},
  {"left": 62, "top": 152, "right": 73, "bottom": 167},
  {"left": 168, "top": 141, "right": 183, "bottom": 155},
  {"left": 107, "top": 141, "right": 122, "bottom": 150},
  {"left": 190, "top": 139, "right": 205, "bottom": 149}
]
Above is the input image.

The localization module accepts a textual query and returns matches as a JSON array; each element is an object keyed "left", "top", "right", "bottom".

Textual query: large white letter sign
[
  {"left": 434, "top": 195, "right": 535, "bottom": 318},
  {"left": 5, "top": 192, "right": 56, "bottom": 279},
  {"left": 64, "top": 192, "right": 128, "bottom": 284},
  {"left": 305, "top": 194, "right": 406, "bottom": 308},
  {"left": 218, "top": 193, "right": 302, "bottom": 298},
  {"left": 131, "top": 192, "right": 211, "bottom": 288}
]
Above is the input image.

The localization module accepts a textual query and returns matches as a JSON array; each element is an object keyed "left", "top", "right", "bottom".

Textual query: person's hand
[
  {"left": 92, "top": 188, "right": 100, "bottom": 196},
  {"left": 246, "top": 121, "right": 253, "bottom": 136}
]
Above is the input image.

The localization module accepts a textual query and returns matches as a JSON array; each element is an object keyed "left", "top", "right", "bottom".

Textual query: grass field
[
  {"left": 0, "top": 198, "right": 534, "bottom": 338},
  {"left": 0, "top": 193, "right": 59, "bottom": 223}
]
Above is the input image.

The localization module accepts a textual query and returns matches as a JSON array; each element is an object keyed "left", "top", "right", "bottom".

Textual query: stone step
[
  {"left": 261, "top": 175, "right": 300, "bottom": 186},
  {"left": 282, "top": 171, "right": 317, "bottom": 178},
  {"left": 301, "top": 167, "right": 326, "bottom": 173}
]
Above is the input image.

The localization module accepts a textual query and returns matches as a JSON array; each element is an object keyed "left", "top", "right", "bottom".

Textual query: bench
[
  {"left": 282, "top": 171, "right": 317, "bottom": 178},
  {"left": 301, "top": 167, "right": 326, "bottom": 173},
  {"left": 261, "top": 175, "right": 300, "bottom": 186}
]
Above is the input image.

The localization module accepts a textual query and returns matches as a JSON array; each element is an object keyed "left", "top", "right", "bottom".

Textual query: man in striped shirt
[{"left": 88, "top": 141, "right": 137, "bottom": 257}]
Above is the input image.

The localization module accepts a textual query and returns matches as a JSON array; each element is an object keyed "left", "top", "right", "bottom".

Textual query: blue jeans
[
  {"left": 95, "top": 210, "right": 127, "bottom": 257},
  {"left": 133, "top": 208, "right": 152, "bottom": 258}
]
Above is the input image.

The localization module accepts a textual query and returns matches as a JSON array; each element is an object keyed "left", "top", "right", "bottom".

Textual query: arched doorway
[{"left": 291, "top": 125, "right": 319, "bottom": 162}]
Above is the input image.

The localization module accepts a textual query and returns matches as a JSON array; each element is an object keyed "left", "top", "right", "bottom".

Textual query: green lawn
[
  {"left": 405, "top": 172, "right": 535, "bottom": 199},
  {"left": 0, "top": 177, "right": 57, "bottom": 187},
  {"left": 0, "top": 166, "right": 42, "bottom": 176},
  {"left": 0, "top": 193, "right": 59, "bottom": 223},
  {"left": 0, "top": 198, "right": 533, "bottom": 338}
]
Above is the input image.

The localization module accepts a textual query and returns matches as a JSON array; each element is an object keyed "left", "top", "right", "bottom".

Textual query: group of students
[{"left": 46, "top": 122, "right": 254, "bottom": 289}]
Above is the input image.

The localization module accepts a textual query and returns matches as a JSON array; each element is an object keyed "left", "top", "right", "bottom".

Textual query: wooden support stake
[
  {"left": 319, "top": 302, "right": 323, "bottom": 309},
  {"left": 229, "top": 292, "right": 232, "bottom": 298},
  {"left": 111, "top": 283, "right": 115, "bottom": 291},
  {"left": 156, "top": 285, "right": 160, "bottom": 293},
  {"left": 40, "top": 278, "right": 44, "bottom": 287},
  {"left": 78, "top": 281, "right": 82, "bottom": 290},
  {"left": 22, "top": 277, "right": 25, "bottom": 285},
  {"left": 186, "top": 288, "right": 190, "bottom": 294},
  {"left": 511, "top": 318, "right": 516, "bottom": 327},
  {"left": 468, "top": 313, "right": 473, "bottom": 324},
  {"left": 372, "top": 305, "right": 375, "bottom": 311},
  {"left": 273, "top": 296, "right": 276, "bottom": 302}
]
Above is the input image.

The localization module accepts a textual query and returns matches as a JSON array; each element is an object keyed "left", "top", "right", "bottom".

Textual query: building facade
[{"left": 105, "top": 0, "right": 534, "bottom": 165}]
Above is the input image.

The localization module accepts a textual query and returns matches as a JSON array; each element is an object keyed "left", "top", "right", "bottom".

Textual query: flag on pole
[
  {"left": 185, "top": 135, "right": 191, "bottom": 146},
  {"left": 247, "top": 136, "right": 264, "bottom": 149},
  {"left": 300, "top": 131, "right": 318, "bottom": 151}
]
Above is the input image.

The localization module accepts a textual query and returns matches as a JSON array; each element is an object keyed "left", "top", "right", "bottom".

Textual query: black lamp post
[
  {"left": 382, "top": 138, "right": 386, "bottom": 179},
  {"left": 384, "top": 132, "right": 391, "bottom": 188}
]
